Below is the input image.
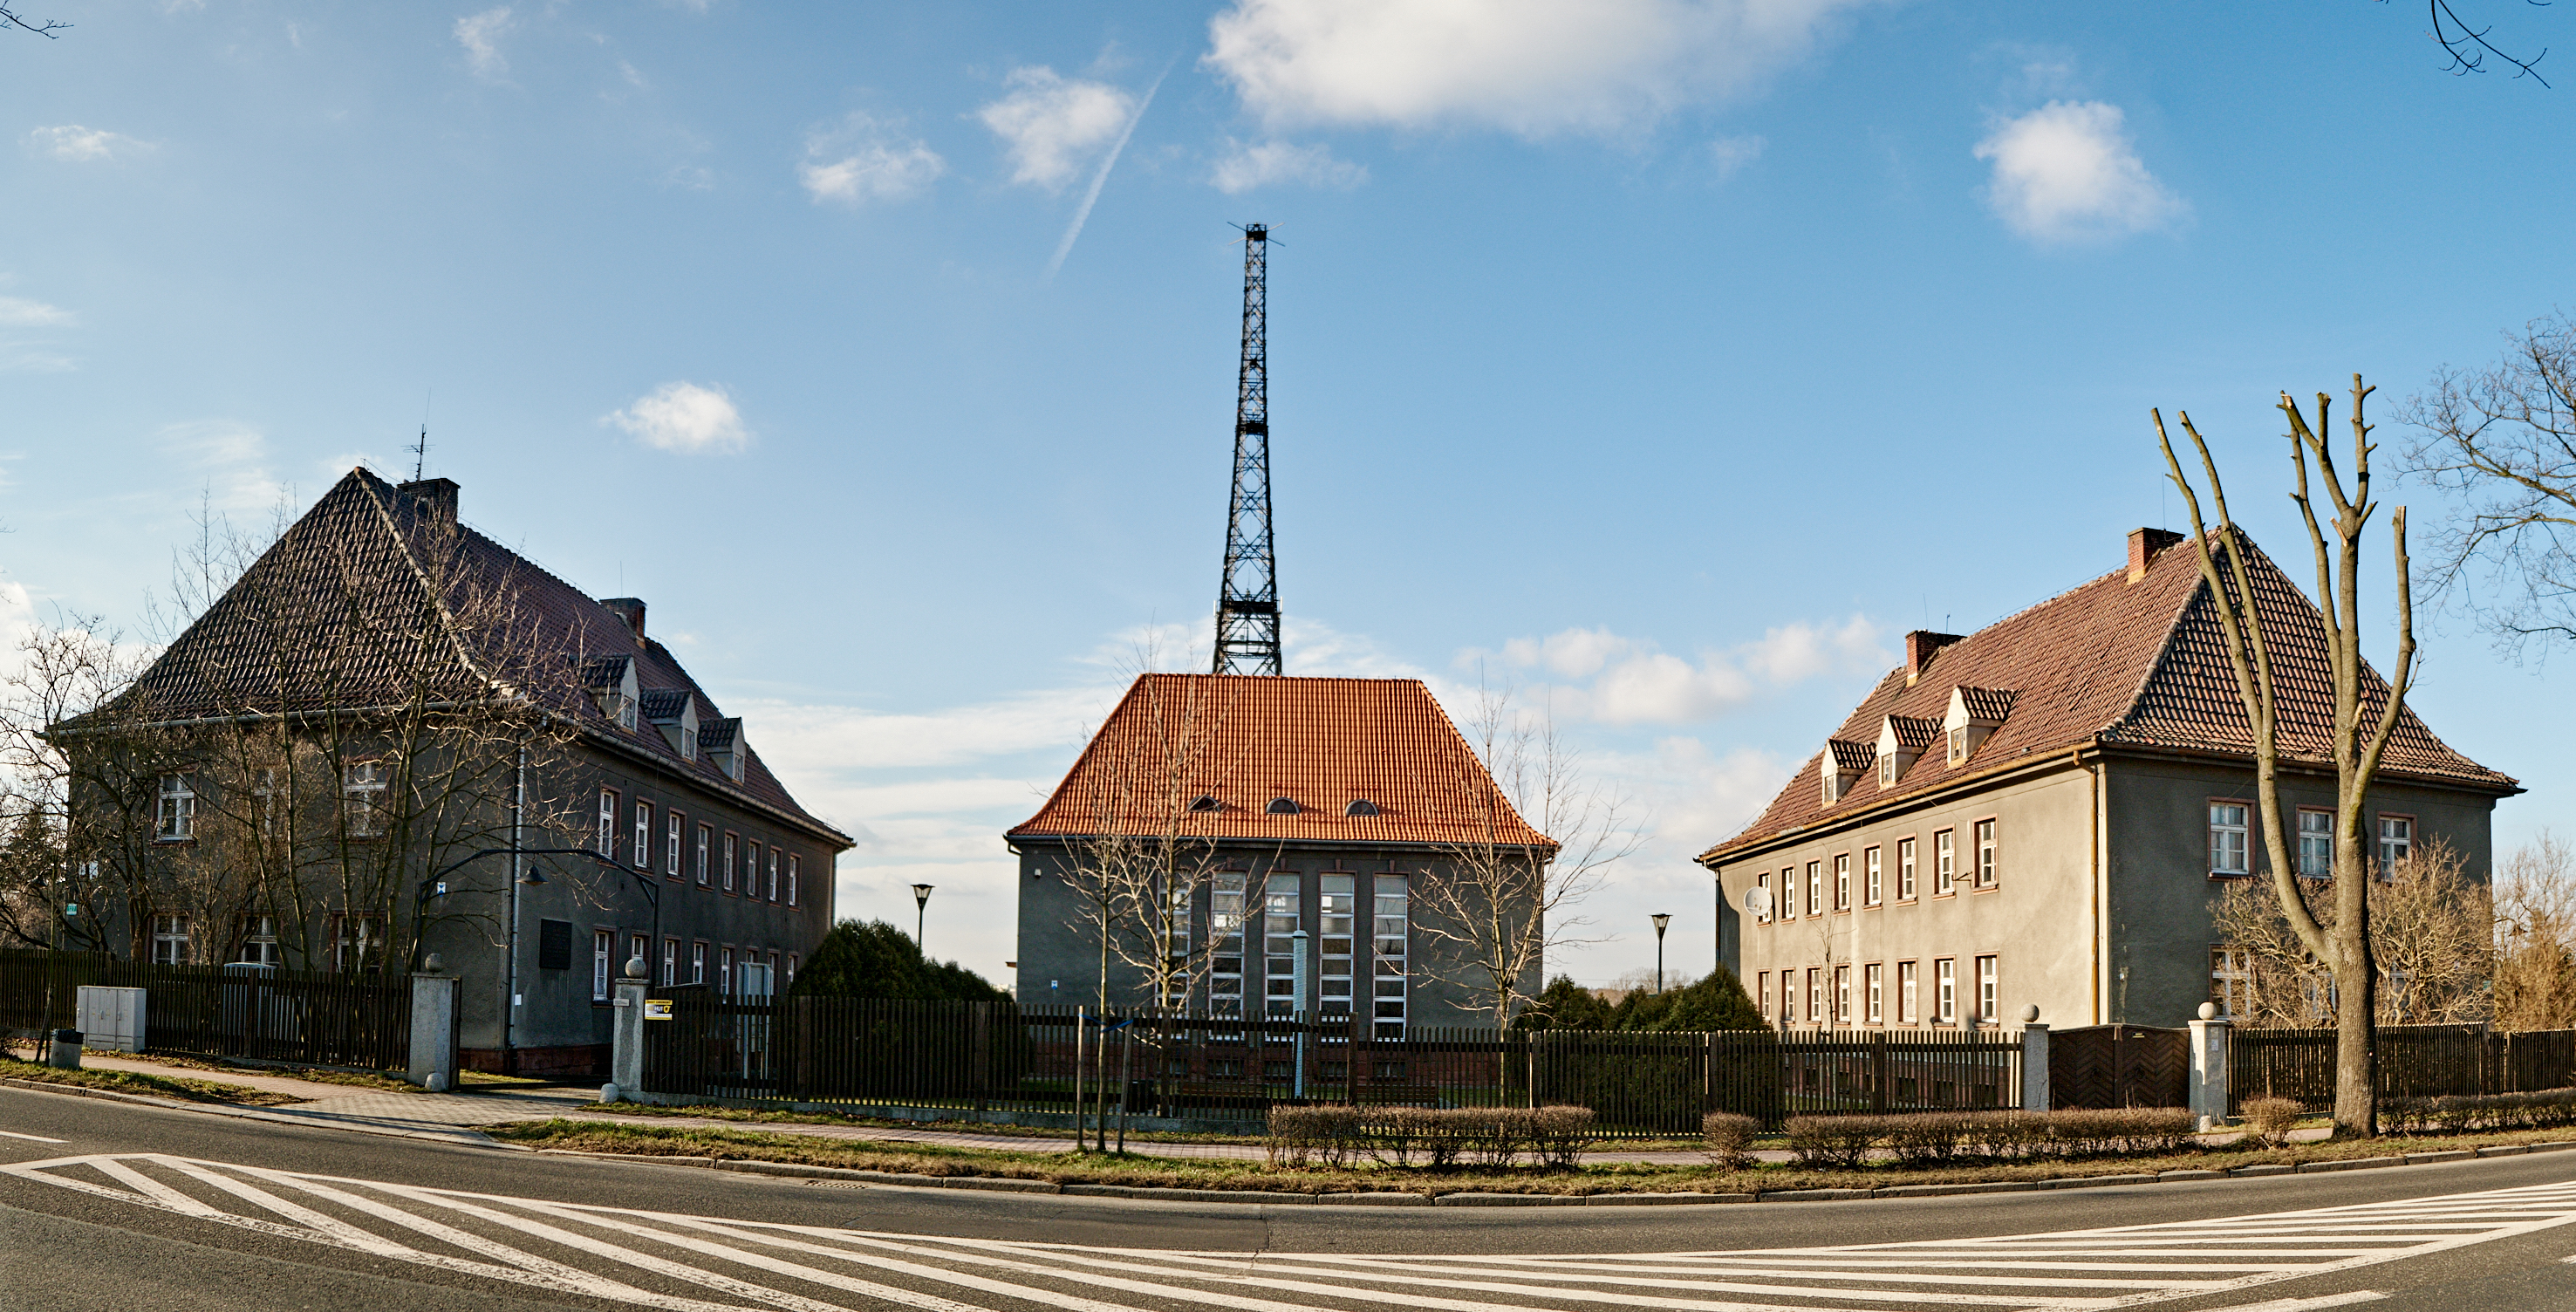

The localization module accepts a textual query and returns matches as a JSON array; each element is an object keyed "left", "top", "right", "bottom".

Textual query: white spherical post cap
[
  {"left": 2019, "top": 1004, "right": 2040, "bottom": 1024},
  {"left": 624, "top": 955, "right": 648, "bottom": 981},
  {"left": 2197, "top": 1001, "right": 2217, "bottom": 1021},
  {"left": 599, "top": 1082, "right": 621, "bottom": 1104}
]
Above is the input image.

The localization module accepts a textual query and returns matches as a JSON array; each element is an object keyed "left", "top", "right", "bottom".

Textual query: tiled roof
[
  {"left": 1700, "top": 530, "right": 2514, "bottom": 863},
  {"left": 1826, "top": 739, "right": 1876, "bottom": 771},
  {"left": 1956, "top": 686, "right": 2018, "bottom": 723},
  {"left": 108, "top": 469, "right": 847, "bottom": 847},
  {"left": 1009, "top": 673, "right": 1552, "bottom": 850},
  {"left": 639, "top": 689, "right": 693, "bottom": 721}
]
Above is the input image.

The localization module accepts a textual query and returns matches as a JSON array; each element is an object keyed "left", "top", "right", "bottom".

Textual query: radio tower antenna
[{"left": 1213, "top": 223, "right": 1281, "bottom": 675}]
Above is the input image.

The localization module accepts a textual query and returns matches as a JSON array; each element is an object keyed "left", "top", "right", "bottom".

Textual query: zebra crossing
[{"left": 10, "top": 1151, "right": 2576, "bottom": 1310}]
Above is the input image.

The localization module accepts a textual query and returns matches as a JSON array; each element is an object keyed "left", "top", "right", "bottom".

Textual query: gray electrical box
[{"left": 76, "top": 986, "right": 146, "bottom": 1052}]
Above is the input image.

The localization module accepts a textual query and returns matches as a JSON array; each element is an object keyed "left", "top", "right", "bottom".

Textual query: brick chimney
[
  {"left": 601, "top": 597, "right": 646, "bottom": 641},
  {"left": 1903, "top": 630, "right": 1962, "bottom": 686},
  {"left": 2128, "top": 527, "right": 2184, "bottom": 583},
  {"left": 398, "top": 477, "right": 459, "bottom": 528}
]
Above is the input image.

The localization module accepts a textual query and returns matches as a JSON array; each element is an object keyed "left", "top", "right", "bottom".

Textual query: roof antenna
[{"left": 410, "top": 390, "right": 431, "bottom": 482}]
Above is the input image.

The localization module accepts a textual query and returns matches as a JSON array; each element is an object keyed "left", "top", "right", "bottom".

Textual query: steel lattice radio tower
[{"left": 1213, "top": 223, "right": 1281, "bottom": 676}]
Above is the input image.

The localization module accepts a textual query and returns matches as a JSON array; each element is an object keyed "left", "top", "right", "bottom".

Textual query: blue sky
[{"left": 7, "top": 1, "right": 2574, "bottom": 993}]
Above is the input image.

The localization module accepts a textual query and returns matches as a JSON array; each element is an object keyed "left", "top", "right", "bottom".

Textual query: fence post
[
  {"left": 607, "top": 953, "right": 648, "bottom": 1101},
  {"left": 1870, "top": 1033, "right": 1889, "bottom": 1113},
  {"left": 2187, "top": 1002, "right": 2231, "bottom": 1129},
  {"left": 407, "top": 959, "right": 461, "bottom": 1090},
  {"left": 2019, "top": 1006, "right": 2050, "bottom": 1111}
]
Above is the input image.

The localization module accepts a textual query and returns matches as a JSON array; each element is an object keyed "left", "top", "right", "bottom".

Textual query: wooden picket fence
[{"left": 0, "top": 948, "right": 410, "bottom": 1071}]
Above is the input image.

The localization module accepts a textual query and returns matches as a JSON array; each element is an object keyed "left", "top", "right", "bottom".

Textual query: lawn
[{"left": 0, "top": 1056, "right": 304, "bottom": 1106}]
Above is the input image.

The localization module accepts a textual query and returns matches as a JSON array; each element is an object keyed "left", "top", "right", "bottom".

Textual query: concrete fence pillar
[
  {"left": 2188, "top": 1002, "right": 2231, "bottom": 1130},
  {"left": 407, "top": 964, "right": 461, "bottom": 1090},
  {"left": 2019, "top": 1005, "right": 2051, "bottom": 1110},
  {"left": 607, "top": 955, "right": 648, "bottom": 1101}
]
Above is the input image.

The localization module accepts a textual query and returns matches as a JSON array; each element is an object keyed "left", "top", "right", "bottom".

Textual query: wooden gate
[{"left": 2049, "top": 1024, "right": 2188, "bottom": 1108}]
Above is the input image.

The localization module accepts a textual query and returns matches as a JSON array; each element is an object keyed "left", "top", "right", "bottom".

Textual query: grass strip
[
  {"left": 550, "top": 1099, "right": 1706, "bottom": 1151},
  {"left": 487, "top": 1117, "right": 2576, "bottom": 1197},
  {"left": 0, "top": 1056, "right": 303, "bottom": 1106}
]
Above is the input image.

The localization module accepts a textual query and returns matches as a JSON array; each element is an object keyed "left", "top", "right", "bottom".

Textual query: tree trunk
[{"left": 2333, "top": 840, "right": 2377, "bottom": 1136}]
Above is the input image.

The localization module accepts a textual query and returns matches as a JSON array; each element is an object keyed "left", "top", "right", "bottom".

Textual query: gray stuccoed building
[
  {"left": 1701, "top": 527, "right": 2518, "bottom": 1032},
  {"left": 1008, "top": 673, "right": 1553, "bottom": 1030}
]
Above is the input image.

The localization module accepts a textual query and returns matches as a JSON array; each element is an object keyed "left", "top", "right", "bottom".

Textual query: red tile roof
[
  {"left": 111, "top": 469, "right": 848, "bottom": 846},
  {"left": 1009, "top": 673, "right": 1552, "bottom": 850},
  {"left": 1699, "top": 530, "right": 2515, "bottom": 864}
]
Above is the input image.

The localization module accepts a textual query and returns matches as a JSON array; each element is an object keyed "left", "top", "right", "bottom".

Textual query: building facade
[
  {"left": 1008, "top": 674, "right": 1552, "bottom": 1028},
  {"left": 1699, "top": 528, "right": 2518, "bottom": 1031},
  {"left": 60, "top": 470, "right": 849, "bottom": 1076}
]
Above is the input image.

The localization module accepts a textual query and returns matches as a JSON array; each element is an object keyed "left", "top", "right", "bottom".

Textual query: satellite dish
[{"left": 1741, "top": 885, "right": 1774, "bottom": 919}]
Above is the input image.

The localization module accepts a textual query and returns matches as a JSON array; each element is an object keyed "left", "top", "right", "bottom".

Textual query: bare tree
[
  {"left": 2156, "top": 374, "right": 2418, "bottom": 1137},
  {"left": 1418, "top": 683, "right": 1642, "bottom": 1030},
  {"left": 2495, "top": 832, "right": 2576, "bottom": 1031},
  {"left": 2399, "top": 312, "right": 2576, "bottom": 656},
  {"left": 1053, "top": 674, "right": 1233, "bottom": 1012},
  {"left": 2404, "top": 0, "right": 2552, "bottom": 85},
  {"left": 0, "top": 3, "right": 70, "bottom": 38},
  {"left": 0, "top": 614, "right": 165, "bottom": 953},
  {"left": 2212, "top": 837, "right": 2492, "bottom": 1027}
]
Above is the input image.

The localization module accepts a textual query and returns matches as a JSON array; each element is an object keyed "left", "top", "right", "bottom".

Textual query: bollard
[{"left": 46, "top": 1028, "right": 83, "bottom": 1070}]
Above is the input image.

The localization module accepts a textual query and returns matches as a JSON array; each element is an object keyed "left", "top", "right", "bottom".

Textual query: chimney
[
  {"left": 2128, "top": 527, "right": 2184, "bottom": 583},
  {"left": 398, "top": 477, "right": 459, "bottom": 528},
  {"left": 600, "top": 597, "right": 646, "bottom": 641},
  {"left": 1903, "top": 630, "right": 1962, "bottom": 686}
]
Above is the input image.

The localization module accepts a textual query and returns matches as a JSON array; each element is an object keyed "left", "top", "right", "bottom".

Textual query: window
[
  {"left": 1212, "top": 873, "right": 1247, "bottom": 1018},
  {"left": 598, "top": 789, "right": 618, "bottom": 857},
  {"left": 1864, "top": 847, "right": 1882, "bottom": 906},
  {"left": 696, "top": 823, "right": 712, "bottom": 886},
  {"left": 2298, "top": 809, "right": 2333, "bottom": 878},
  {"left": 629, "top": 934, "right": 648, "bottom": 980},
  {"left": 236, "top": 916, "right": 280, "bottom": 966},
  {"left": 593, "top": 930, "right": 613, "bottom": 1001},
  {"left": 1780, "top": 970, "right": 1795, "bottom": 1024},
  {"left": 1267, "top": 796, "right": 1299, "bottom": 815},
  {"left": 1834, "top": 965, "right": 1852, "bottom": 1024},
  {"left": 786, "top": 953, "right": 797, "bottom": 986},
  {"left": 634, "top": 802, "right": 653, "bottom": 870},
  {"left": 1318, "top": 874, "right": 1355, "bottom": 1020},
  {"left": 1807, "top": 968, "right": 1823, "bottom": 1028},
  {"left": 253, "top": 768, "right": 278, "bottom": 839},
  {"left": 2210, "top": 803, "right": 2250, "bottom": 875},
  {"left": 1780, "top": 867, "right": 1798, "bottom": 920},
  {"left": 2378, "top": 816, "right": 2414, "bottom": 877},
  {"left": 150, "top": 913, "right": 190, "bottom": 966},
  {"left": 1264, "top": 872, "right": 1304, "bottom": 1017},
  {"left": 1899, "top": 960, "right": 1919, "bottom": 1024},
  {"left": 1934, "top": 830, "right": 1956, "bottom": 895},
  {"left": 1866, "top": 963, "right": 1884, "bottom": 1024},
  {"left": 691, "top": 941, "right": 707, "bottom": 985},
  {"left": 1373, "top": 873, "right": 1409, "bottom": 1038},
  {"left": 1898, "top": 837, "right": 1917, "bottom": 899},
  {"left": 722, "top": 833, "right": 739, "bottom": 892},
  {"left": 1879, "top": 755, "right": 1898, "bottom": 788},
  {"left": 1834, "top": 854, "right": 1851, "bottom": 911},
  {"left": 1935, "top": 959, "right": 1957, "bottom": 1024},
  {"left": 660, "top": 938, "right": 677, "bottom": 986},
  {"left": 1757, "top": 971, "right": 1772, "bottom": 1020},
  {"left": 746, "top": 841, "right": 762, "bottom": 899},
  {"left": 1976, "top": 955, "right": 1999, "bottom": 1025},
  {"left": 1755, "top": 871, "right": 1773, "bottom": 924},
  {"left": 2210, "top": 946, "right": 2251, "bottom": 1019},
  {"left": 1946, "top": 726, "right": 1970, "bottom": 765},
  {"left": 767, "top": 849, "right": 780, "bottom": 902},
  {"left": 334, "top": 916, "right": 383, "bottom": 972},
  {"left": 787, "top": 855, "right": 800, "bottom": 907},
  {"left": 666, "top": 811, "right": 683, "bottom": 878},
  {"left": 343, "top": 762, "right": 391, "bottom": 838},
  {"left": 155, "top": 774, "right": 196, "bottom": 842},
  {"left": 1974, "top": 819, "right": 1997, "bottom": 888},
  {"left": 1806, "top": 861, "right": 1822, "bottom": 916},
  {"left": 1345, "top": 797, "right": 1380, "bottom": 817},
  {"left": 718, "top": 947, "right": 734, "bottom": 998}
]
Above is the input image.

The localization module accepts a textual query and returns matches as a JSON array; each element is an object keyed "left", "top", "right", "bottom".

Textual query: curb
[{"left": 0, "top": 1075, "right": 530, "bottom": 1151}]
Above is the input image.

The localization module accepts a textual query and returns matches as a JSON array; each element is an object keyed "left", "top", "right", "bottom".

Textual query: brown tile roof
[
  {"left": 1008, "top": 673, "right": 1552, "bottom": 850},
  {"left": 1826, "top": 739, "right": 1877, "bottom": 772},
  {"left": 1699, "top": 529, "right": 2515, "bottom": 864},
  {"left": 1882, "top": 715, "right": 1940, "bottom": 752},
  {"left": 108, "top": 468, "right": 848, "bottom": 847},
  {"left": 1955, "top": 686, "right": 2018, "bottom": 723}
]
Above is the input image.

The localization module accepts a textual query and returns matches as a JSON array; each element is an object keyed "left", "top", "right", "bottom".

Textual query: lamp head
[
  {"left": 517, "top": 869, "right": 546, "bottom": 885},
  {"left": 1651, "top": 912, "right": 1671, "bottom": 933},
  {"left": 912, "top": 883, "right": 934, "bottom": 908}
]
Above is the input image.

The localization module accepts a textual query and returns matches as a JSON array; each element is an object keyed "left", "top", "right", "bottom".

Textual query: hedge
[
  {"left": 1267, "top": 1105, "right": 1596, "bottom": 1170},
  {"left": 1781, "top": 1109, "right": 2199, "bottom": 1167}
]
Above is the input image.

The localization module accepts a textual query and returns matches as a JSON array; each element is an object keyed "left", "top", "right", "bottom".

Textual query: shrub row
[
  {"left": 1266, "top": 1105, "right": 1596, "bottom": 1170},
  {"left": 2380, "top": 1087, "right": 2576, "bottom": 1136},
  {"left": 1773, "top": 1109, "right": 2200, "bottom": 1167}
]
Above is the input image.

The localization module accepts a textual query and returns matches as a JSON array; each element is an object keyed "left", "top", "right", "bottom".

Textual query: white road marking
[
  {"left": 1, "top": 1152, "right": 2567, "bottom": 1311},
  {"left": 0, "top": 1130, "right": 66, "bottom": 1143}
]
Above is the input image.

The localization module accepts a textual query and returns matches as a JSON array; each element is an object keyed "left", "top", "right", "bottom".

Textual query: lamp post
[
  {"left": 912, "top": 884, "right": 934, "bottom": 954},
  {"left": 1651, "top": 912, "right": 1671, "bottom": 994}
]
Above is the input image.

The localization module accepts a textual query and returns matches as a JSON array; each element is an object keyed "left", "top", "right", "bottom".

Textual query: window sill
[{"left": 1972, "top": 884, "right": 2000, "bottom": 894}]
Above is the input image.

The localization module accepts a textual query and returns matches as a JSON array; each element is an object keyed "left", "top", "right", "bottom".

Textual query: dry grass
[{"left": 0, "top": 1056, "right": 303, "bottom": 1106}]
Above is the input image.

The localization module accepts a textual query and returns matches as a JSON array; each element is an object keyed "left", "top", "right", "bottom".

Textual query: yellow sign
[{"left": 643, "top": 999, "right": 673, "bottom": 1021}]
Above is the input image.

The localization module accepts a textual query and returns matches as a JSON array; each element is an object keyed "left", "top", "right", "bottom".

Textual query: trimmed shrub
[
  {"left": 2241, "top": 1096, "right": 2303, "bottom": 1148},
  {"left": 1527, "top": 1106, "right": 1596, "bottom": 1170},
  {"left": 1266, "top": 1104, "right": 1361, "bottom": 1168},
  {"left": 1958, "top": 1110, "right": 2045, "bottom": 1160},
  {"left": 1702, "top": 1111, "right": 1760, "bottom": 1170},
  {"left": 1784, "top": 1115, "right": 1879, "bottom": 1168}
]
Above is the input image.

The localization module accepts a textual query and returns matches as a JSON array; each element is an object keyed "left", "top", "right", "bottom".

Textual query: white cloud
[
  {"left": 0, "top": 297, "right": 72, "bottom": 328},
  {"left": 603, "top": 381, "right": 750, "bottom": 454},
  {"left": 1205, "top": 0, "right": 1870, "bottom": 137},
  {"left": 25, "top": 126, "right": 154, "bottom": 163},
  {"left": 1975, "top": 100, "right": 2187, "bottom": 244},
  {"left": 799, "top": 113, "right": 945, "bottom": 206},
  {"left": 976, "top": 66, "right": 1135, "bottom": 191},
  {"left": 1709, "top": 133, "right": 1765, "bottom": 180},
  {"left": 155, "top": 420, "right": 287, "bottom": 511},
  {"left": 454, "top": 8, "right": 514, "bottom": 78},
  {"left": 1211, "top": 139, "right": 1366, "bottom": 195},
  {"left": 1483, "top": 616, "right": 1886, "bottom": 726}
]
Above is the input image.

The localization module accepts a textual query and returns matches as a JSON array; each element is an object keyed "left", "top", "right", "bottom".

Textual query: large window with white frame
[
  {"left": 1263, "top": 872, "right": 1303, "bottom": 1017},
  {"left": 722, "top": 833, "right": 738, "bottom": 892},
  {"left": 1780, "top": 866, "right": 1798, "bottom": 919},
  {"left": 696, "top": 823, "right": 712, "bottom": 885},
  {"left": 1373, "top": 873, "right": 1410, "bottom": 1037},
  {"left": 1864, "top": 846, "right": 1882, "bottom": 906},
  {"left": 1834, "top": 853, "right": 1851, "bottom": 911},
  {"left": 2378, "top": 815, "right": 2414, "bottom": 877},
  {"left": 1898, "top": 960, "right": 1919, "bottom": 1024},
  {"left": 1319, "top": 873, "right": 1355, "bottom": 1021},
  {"left": 1834, "top": 964, "right": 1853, "bottom": 1025},
  {"left": 633, "top": 802, "right": 653, "bottom": 870},
  {"left": 1806, "top": 860, "right": 1822, "bottom": 916},
  {"left": 666, "top": 811, "right": 683, "bottom": 877},
  {"left": 343, "top": 761, "right": 391, "bottom": 838},
  {"left": 767, "top": 849, "right": 780, "bottom": 902},
  {"left": 1935, "top": 958, "right": 1957, "bottom": 1024},
  {"left": 787, "top": 854, "right": 799, "bottom": 907},
  {"left": 2210, "top": 802, "right": 2251, "bottom": 875},
  {"left": 2210, "top": 946, "right": 2251, "bottom": 1018},
  {"left": 1807, "top": 967, "right": 1823, "bottom": 1028},
  {"left": 1934, "top": 830, "right": 1956, "bottom": 895},
  {"left": 1755, "top": 870, "right": 1773, "bottom": 923},
  {"left": 150, "top": 913, "right": 190, "bottom": 965},
  {"left": 1975, "top": 954, "right": 1999, "bottom": 1024},
  {"left": 1866, "top": 962, "right": 1883, "bottom": 1024},
  {"left": 2297, "top": 809, "right": 2333, "bottom": 878},
  {"left": 597, "top": 789, "right": 618, "bottom": 857},
  {"left": 1210, "top": 872, "right": 1246, "bottom": 1017},
  {"left": 593, "top": 930, "right": 613, "bottom": 1001},
  {"left": 236, "top": 915, "right": 280, "bottom": 966},
  {"left": 1898, "top": 837, "right": 1918, "bottom": 899},
  {"left": 1757, "top": 971, "right": 1772, "bottom": 1021},
  {"left": 156, "top": 774, "right": 196, "bottom": 842},
  {"left": 1974, "top": 818, "right": 1998, "bottom": 888}
]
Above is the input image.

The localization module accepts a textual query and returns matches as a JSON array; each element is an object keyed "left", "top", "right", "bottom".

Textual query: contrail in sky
[{"left": 1047, "top": 60, "right": 1172, "bottom": 280}]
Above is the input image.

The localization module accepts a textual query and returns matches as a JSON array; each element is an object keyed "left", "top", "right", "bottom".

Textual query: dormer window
[
  {"left": 582, "top": 655, "right": 639, "bottom": 732},
  {"left": 1943, "top": 687, "right": 2017, "bottom": 768},
  {"left": 1190, "top": 795, "right": 1222, "bottom": 813},
  {"left": 1878, "top": 756, "right": 1898, "bottom": 788},
  {"left": 618, "top": 695, "right": 637, "bottom": 731},
  {"left": 1267, "top": 796, "right": 1300, "bottom": 815},
  {"left": 1345, "top": 799, "right": 1379, "bottom": 817},
  {"left": 1946, "top": 726, "right": 1969, "bottom": 765},
  {"left": 1876, "top": 714, "right": 1938, "bottom": 789},
  {"left": 1821, "top": 740, "right": 1872, "bottom": 806}
]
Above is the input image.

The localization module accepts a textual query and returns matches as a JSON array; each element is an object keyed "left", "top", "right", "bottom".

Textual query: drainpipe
[{"left": 503, "top": 742, "right": 526, "bottom": 1076}]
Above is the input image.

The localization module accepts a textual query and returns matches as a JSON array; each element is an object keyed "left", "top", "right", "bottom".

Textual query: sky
[{"left": 6, "top": 1, "right": 2576, "bottom": 995}]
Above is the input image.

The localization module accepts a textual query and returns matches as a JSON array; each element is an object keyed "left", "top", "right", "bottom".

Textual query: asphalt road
[{"left": 7, "top": 1084, "right": 2576, "bottom": 1311}]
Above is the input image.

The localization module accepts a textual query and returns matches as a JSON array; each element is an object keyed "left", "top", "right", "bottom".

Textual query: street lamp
[
  {"left": 1651, "top": 912, "right": 1671, "bottom": 994},
  {"left": 912, "top": 883, "right": 934, "bottom": 954}
]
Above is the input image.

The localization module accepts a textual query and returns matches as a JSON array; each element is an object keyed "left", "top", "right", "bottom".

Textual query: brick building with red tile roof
[
  {"left": 62, "top": 469, "right": 849, "bottom": 1076},
  {"left": 1008, "top": 673, "right": 1551, "bottom": 1031},
  {"left": 1699, "top": 527, "right": 2518, "bottom": 1032}
]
